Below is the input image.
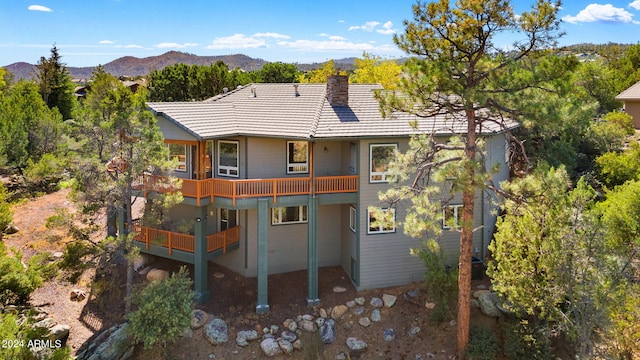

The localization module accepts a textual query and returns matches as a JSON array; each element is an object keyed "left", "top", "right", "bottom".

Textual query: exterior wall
[
  {"left": 481, "top": 133, "right": 510, "bottom": 257},
  {"left": 356, "top": 137, "right": 488, "bottom": 291},
  {"left": 245, "top": 138, "right": 347, "bottom": 179},
  {"left": 215, "top": 203, "right": 342, "bottom": 277},
  {"left": 156, "top": 116, "right": 197, "bottom": 141},
  {"left": 340, "top": 204, "right": 358, "bottom": 282},
  {"left": 623, "top": 100, "right": 640, "bottom": 129}
]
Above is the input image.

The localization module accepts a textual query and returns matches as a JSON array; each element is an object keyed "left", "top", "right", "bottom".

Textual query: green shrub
[
  {"left": 126, "top": 266, "right": 194, "bottom": 350},
  {"left": 0, "top": 313, "right": 72, "bottom": 360},
  {"left": 0, "top": 182, "right": 12, "bottom": 231},
  {"left": 503, "top": 320, "right": 551, "bottom": 360},
  {"left": 59, "top": 242, "right": 97, "bottom": 283},
  {"left": 466, "top": 325, "right": 499, "bottom": 360},
  {"left": 0, "top": 244, "right": 42, "bottom": 305},
  {"left": 604, "top": 111, "right": 635, "bottom": 136},
  {"left": 23, "top": 153, "right": 66, "bottom": 193},
  {"left": 412, "top": 239, "right": 458, "bottom": 322}
]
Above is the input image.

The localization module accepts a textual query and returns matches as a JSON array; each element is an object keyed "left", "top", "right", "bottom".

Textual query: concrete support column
[
  {"left": 256, "top": 199, "right": 270, "bottom": 314},
  {"left": 194, "top": 206, "right": 210, "bottom": 303},
  {"left": 307, "top": 196, "right": 319, "bottom": 306}
]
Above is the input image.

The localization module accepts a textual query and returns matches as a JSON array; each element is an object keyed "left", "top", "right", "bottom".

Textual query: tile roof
[
  {"left": 147, "top": 83, "right": 516, "bottom": 140},
  {"left": 616, "top": 80, "right": 640, "bottom": 101}
]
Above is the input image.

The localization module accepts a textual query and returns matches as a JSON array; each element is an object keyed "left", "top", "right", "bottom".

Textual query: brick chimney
[{"left": 326, "top": 75, "right": 349, "bottom": 106}]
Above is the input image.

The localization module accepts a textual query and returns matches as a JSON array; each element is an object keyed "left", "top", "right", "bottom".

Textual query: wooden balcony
[
  {"left": 137, "top": 175, "right": 358, "bottom": 205},
  {"left": 133, "top": 224, "right": 240, "bottom": 255}
]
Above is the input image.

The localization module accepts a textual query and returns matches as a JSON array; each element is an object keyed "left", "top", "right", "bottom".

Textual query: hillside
[{"left": 2, "top": 51, "right": 356, "bottom": 80}]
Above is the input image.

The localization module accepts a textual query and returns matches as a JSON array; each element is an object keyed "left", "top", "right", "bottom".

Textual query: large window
[
  {"left": 370, "top": 144, "right": 397, "bottom": 182},
  {"left": 167, "top": 144, "right": 187, "bottom": 172},
  {"left": 442, "top": 204, "right": 463, "bottom": 229},
  {"left": 218, "top": 140, "right": 239, "bottom": 177},
  {"left": 272, "top": 206, "right": 308, "bottom": 225},
  {"left": 287, "top": 141, "right": 309, "bottom": 174},
  {"left": 367, "top": 207, "right": 396, "bottom": 234}
]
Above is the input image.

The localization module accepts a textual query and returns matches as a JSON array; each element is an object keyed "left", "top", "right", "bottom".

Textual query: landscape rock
[
  {"left": 383, "top": 328, "right": 396, "bottom": 341},
  {"left": 133, "top": 254, "right": 154, "bottom": 272},
  {"left": 425, "top": 302, "right": 436, "bottom": 309},
  {"left": 371, "top": 309, "right": 381, "bottom": 322},
  {"left": 204, "top": 318, "right": 229, "bottom": 345},
  {"left": 298, "top": 319, "right": 316, "bottom": 332},
  {"left": 283, "top": 318, "right": 297, "bottom": 332},
  {"left": 320, "top": 318, "right": 337, "bottom": 344},
  {"left": 346, "top": 337, "right": 367, "bottom": 351},
  {"left": 4, "top": 224, "right": 20, "bottom": 234},
  {"left": 137, "top": 266, "right": 152, "bottom": 275},
  {"left": 213, "top": 272, "right": 225, "bottom": 279},
  {"left": 478, "top": 292, "right": 502, "bottom": 318},
  {"left": 354, "top": 297, "right": 365, "bottom": 306},
  {"left": 330, "top": 304, "right": 348, "bottom": 320},
  {"left": 473, "top": 289, "right": 491, "bottom": 299},
  {"left": 77, "top": 323, "right": 133, "bottom": 360},
  {"left": 52, "top": 251, "right": 64, "bottom": 258},
  {"left": 33, "top": 317, "right": 56, "bottom": 329},
  {"left": 70, "top": 289, "right": 87, "bottom": 302},
  {"left": 408, "top": 326, "right": 421, "bottom": 338},
  {"left": 191, "top": 309, "right": 209, "bottom": 329},
  {"left": 315, "top": 317, "right": 325, "bottom": 328},
  {"left": 353, "top": 306, "right": 365, "bottom": 315},
  {"left": 146, "top": 268, "right": 169, "bottom": 282},
  {"left": 49, "top": 324, "right": 70, "bottom": 342},
  {"left": 358, "top": 317, "right": 371, "bottom": 327},
  {"left": 382, "top": 294, "right": 397, "bottom": 308},
  {"left": 236, "top": 330, "right": 258, "bottom": 347},
  {"left": 278, "top": 338, "right": 294, "bottom": 355},
  {"left": 281, "top": 330, "right": 297, "bottom": 343},
  {"left": 370, "top": 297, "right": 384, "bottom": 308},
  {"left": 333, "top": 286, "right": 346, "bottom": 293},
  {"left": 293, "top": 339, "right": 303, "bottom": 351},
  {"left": 260, "top": 338, "right": 282, "bottom": 357},
  {"left": 319, "top": 308, "right": 328, "bottom": 318},
  {"left": 346, "top": 300, "right": 356, "bottom": 308}
]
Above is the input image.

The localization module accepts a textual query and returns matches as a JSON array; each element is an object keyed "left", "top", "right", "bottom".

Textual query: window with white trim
[
  {"left": 272, "top": 206, "right": 308, "bottom": 225},
  {"left": 349, "top": 206, "right": 356, "bottom": 232},
  {"left": 443, "top": 204, "right": 463, "bottom": 229},
  {"left": 218, "top": 140, "right": 239, "bottom": 177},
  {"left": 367, "top": 207, "right": 396, "bottom": 234},
  {"left": 167, "top": 144, "right": 187, "bottom": 172},
  {"left": 287, "top": 141, "right": 309, "bottom": 174},
  {"left": 370, "top": 144, "right": 397, "bottom": 182}
]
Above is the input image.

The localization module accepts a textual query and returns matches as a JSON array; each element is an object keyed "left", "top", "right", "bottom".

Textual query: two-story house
[{"left": 135, "top": 75, "right": 513, "bottom": 313}]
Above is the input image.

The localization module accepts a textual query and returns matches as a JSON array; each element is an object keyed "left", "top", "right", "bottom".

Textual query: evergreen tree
[
  {"left": 377, "top": 1, "right": 573, "bottom": 356},
  {"left": 35, "top": 45, "right": 76, "bottom": 120}
]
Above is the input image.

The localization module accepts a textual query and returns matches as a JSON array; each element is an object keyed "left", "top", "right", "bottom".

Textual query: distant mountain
[{"left": 2, "top": 51, "right": 357, "bottom": 81}]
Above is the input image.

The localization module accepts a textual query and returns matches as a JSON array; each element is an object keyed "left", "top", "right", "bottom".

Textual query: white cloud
[
  {"left": 155, "top": 42, "right": 198, "bottom": 49},
  {"left": 206, "top": 34, "right": 266, "bottom": 49},
  {"left": 99, "top": 40, "right": 115, "bottom": 45},
  {"left": 319, "top": 33, "right": 346, "bottom": 41},
  {"left": 376, "top": 21, "right": 396, "bottom": 35},
  {"left": 28, "top": 5, "right": 52, "bottom": 12},
  {"left": 338, "top": 20, "right": 345, "bottom": 23},
  {"left": 348, "top": 21, "right": 380, "bottom": 32},
  {"left": 630, "top": 0, "right": 640, "bottom": 10},
  {"left": 562, "top": 4, "right": 638, "bottom": 24},
  {"left": 253, "top": 32, "right": 290, "bottom": 39}
]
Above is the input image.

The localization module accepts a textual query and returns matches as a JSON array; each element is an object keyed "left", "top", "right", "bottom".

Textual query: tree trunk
[{"left": 457, "top": 110, "right": 477, "bottom": 359}]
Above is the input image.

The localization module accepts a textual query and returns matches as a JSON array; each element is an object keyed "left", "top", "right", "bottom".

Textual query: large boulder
[
  {"left": 77, "top": 323, "right": 133, "bottom": 360},
  {"left": 320, "top": 318, "right": 337, "bottom": 344},
  {"left": 479, "top": 292, "right": 502, "bottom": 318},
  {"left": 204, "top": 318, "right": 228, "bottom": 345},
  {"left": 145, "top": 268, "right": 168, "bottom": 282},
  {"left": 133, "top": 254, "right": 155, "bottom": 272}
]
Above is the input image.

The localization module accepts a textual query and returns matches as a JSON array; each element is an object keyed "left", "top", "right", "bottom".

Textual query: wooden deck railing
[
  {"left": 139, "top": 175, "right": 358, "bottom": 205},
  {"left": 133, "top": 224, "right": 240, "bottom": 255},
  {"left": 207, "top": 226, "right": 241, "bottom": 253}
]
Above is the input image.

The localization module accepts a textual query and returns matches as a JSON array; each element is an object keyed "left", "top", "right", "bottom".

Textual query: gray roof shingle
[
  {"left": 147, "top": 83, "right": 515, "bottom": 140},
  {"left": 616, "top": 80, "right": 640, "bottom": 101}
]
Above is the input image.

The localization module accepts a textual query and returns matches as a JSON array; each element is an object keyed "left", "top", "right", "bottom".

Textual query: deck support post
[
  {"left": 194, "top": 206, "right": 210, "bottom": 303},
  {"left": 256, "top": 198, "right": 270, "bottom": 314},
  {"left": 306, "top": 196, "right": 319, "bottom": 306}
]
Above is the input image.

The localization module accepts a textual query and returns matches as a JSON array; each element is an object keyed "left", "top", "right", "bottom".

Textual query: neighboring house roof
[
  {"left": 147, "top": 82, "right": 516, "bottom": 141},
  {"left": 616, "top": 80, "right": 640, "bottom": 101}
]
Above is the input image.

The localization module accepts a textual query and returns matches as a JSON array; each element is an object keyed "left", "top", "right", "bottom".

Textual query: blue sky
[{"left": 1, "top": 1, "right": 640, "bottom": 67}]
